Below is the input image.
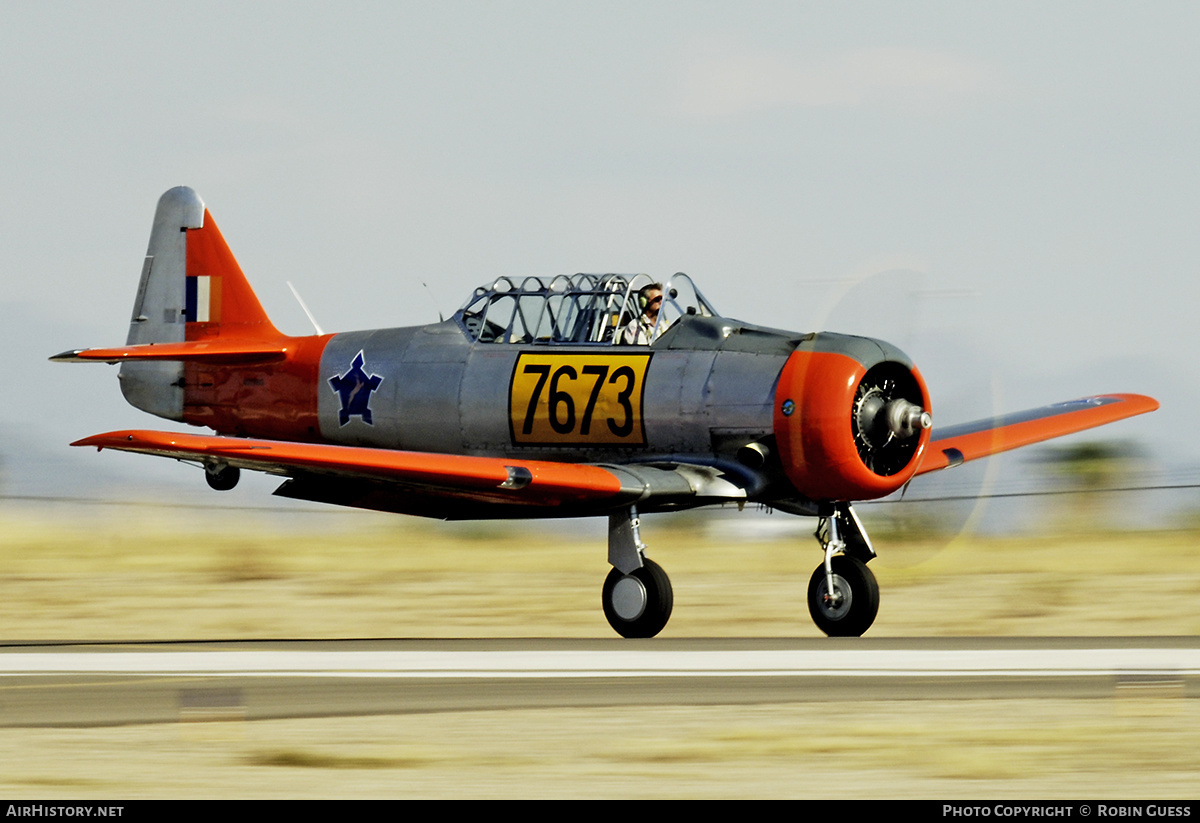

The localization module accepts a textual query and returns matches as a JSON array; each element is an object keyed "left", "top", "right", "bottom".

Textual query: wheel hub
[
  {"left": 610, "top": 575, "right": 647, "bottom": 620},
  {"left": 817, "top": 574, "right": 852, "bottom": 620}
]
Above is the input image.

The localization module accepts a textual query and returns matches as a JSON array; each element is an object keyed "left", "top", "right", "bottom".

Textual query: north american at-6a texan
[{"left": 55, "top": 187, "right": 1158, "bottom": 638}]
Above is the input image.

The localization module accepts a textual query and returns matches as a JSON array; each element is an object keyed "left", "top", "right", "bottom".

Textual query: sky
[{"left": 2, "top": 2, "right": 1197, "bottom": 516}]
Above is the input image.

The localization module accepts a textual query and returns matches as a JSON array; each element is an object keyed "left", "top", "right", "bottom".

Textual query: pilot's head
[{"left": 640, "top": 284, "right": 663, "bottom": 319}]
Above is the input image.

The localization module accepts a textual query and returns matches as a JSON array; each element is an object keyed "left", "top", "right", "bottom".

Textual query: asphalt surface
[{"left": 0, "top": 637, "right": 1195, "bottom": 727}]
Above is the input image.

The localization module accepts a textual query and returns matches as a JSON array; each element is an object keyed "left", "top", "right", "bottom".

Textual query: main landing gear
[
  {"left": 807, "top": 503, "right": 879, "bottom": 637},
  {"left": 599, "top": 503, "right": 878, "bottom": 639},
  {"left": 602, "top": 507, "right": 673, "bottom": 638}
]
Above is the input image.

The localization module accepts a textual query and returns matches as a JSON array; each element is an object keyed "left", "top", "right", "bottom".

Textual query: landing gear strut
[
  {"left": 808, "top": 504, "right": 879, "bottom": 637},
  {"left": 602, "top": 506, "right": 673, "bottom": 638}
]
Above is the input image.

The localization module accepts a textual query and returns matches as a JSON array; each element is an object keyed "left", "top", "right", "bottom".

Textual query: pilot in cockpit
[{"left": 620, "top": 284, "right": 663, "bottom": 345}]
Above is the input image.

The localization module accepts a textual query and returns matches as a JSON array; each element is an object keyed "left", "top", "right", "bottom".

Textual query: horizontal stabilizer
[
  {"left": 915, "top": 393, "right": 1159, "bottom": 475},
  {"left": 51, "top": 340, "right": 289, "bottom": 365}
]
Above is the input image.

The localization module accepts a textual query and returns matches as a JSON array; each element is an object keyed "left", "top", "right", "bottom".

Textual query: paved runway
[{"left": 0, "top": 638, "right": 1195, "bottom": 726}]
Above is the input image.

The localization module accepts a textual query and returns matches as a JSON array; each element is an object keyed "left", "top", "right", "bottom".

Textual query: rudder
[{"left": 119, "top": 187, "right": 281, "bottom": 421}]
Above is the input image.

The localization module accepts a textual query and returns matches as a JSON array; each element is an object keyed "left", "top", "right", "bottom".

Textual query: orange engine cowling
[{"left": 773, "top": 340, "right": 932, "bottom": 502}]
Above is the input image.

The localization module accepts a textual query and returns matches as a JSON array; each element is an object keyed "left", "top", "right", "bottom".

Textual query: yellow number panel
[{"left": 509, "top": 353, "right": 651, "bottom": 446}]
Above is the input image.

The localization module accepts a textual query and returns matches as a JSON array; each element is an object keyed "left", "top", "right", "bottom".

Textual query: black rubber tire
[
  {"left": 807, "top": 555, "right": 880, "bottom": 637},
  {"left": 602, "top": 558, "right": 674, "bottom": 638},
  {"left": 205, "top": 466, "right": 241, "bottom": 491}
]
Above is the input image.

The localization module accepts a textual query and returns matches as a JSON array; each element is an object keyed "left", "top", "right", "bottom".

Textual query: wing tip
[
  {"left": 71, "top": 431, "right": 140, "bottom": 449},
  {"left": 49, "top": 349, "right": 97, "bottom": 363},
  {"left": 1094, "top": 393, "right": 1160, "bottom": 416}
]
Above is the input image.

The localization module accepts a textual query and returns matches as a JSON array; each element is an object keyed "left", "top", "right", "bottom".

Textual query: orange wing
[
  {"left": 915, "top": 393, "right": 1159, "bottom": 475},
  {"left": 70, "top": 430, "right": 750, "bottom": 517},
  {"left": 73, "top": 393, "right": 1156, "bottom": 515},
  {"left": 74, "top": 429, "right": 625, "bottom": 505}
]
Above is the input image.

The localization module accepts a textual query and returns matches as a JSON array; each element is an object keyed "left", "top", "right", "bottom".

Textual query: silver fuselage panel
[{"left": 316, "top": 315, "right": 789, "bottom": 465}]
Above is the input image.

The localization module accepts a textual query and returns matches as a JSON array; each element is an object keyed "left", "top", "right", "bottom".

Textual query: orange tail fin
[
  {"left": 115, "top": 187, "right": 282, "bottom": 421},
  {"left": 183, "top": 207, "right": 281, "bottom": 341}
]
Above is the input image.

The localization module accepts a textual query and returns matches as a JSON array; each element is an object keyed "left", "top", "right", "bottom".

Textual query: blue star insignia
[{"left": 329, "top": 350, "right": 384, "bottom": 426}]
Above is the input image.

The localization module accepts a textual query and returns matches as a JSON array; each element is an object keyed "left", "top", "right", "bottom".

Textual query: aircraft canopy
[{"left": 456, "top": 273, "right": 718, "bottom": 345}]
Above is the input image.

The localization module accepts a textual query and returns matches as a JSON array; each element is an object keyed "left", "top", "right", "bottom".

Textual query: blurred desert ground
[
  {"left": 0, "top": 491, "right": 1198, "bottom": 798},
  {"left": 2, "top": 498, "right": 1200, "bottom": 640}
]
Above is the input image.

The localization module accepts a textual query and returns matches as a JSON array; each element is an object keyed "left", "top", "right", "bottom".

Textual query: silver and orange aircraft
[{"left": 55, "top": 187, "right": 1158, "bottom": 638}]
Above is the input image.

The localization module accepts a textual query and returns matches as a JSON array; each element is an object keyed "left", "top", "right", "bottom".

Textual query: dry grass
[
  {"left": 1, "top": 505, "right": 1198, "bottom": 639},
  {"left": 0, "top": 502, "right": 1198, "bottom": 797},
  {"left": 0, "top": 700, "right": 1197, "bottom": 798}
]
